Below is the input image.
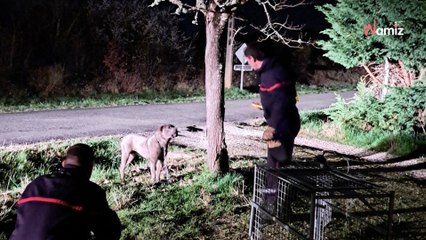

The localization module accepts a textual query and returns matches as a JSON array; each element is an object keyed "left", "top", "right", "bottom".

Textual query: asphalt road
[{"left": 0, "top": 91, "right": 354, "bottom": 146}]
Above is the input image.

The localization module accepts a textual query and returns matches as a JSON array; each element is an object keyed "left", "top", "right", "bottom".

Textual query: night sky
[{"left": 234, "top": 0, "right": 335, "bottom": 42}]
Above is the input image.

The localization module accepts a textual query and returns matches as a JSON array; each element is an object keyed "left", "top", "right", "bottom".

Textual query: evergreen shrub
[{"left": 328, "top": 80, "right": 426, "bottom": 135}]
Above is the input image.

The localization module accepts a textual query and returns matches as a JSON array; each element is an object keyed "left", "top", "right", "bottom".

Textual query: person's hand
[
  {"left": 267, "top": 139, "right": 282, "bottom": 148},
  {"left": 262, "top": 126, "right": 275, "bottom": 141}
]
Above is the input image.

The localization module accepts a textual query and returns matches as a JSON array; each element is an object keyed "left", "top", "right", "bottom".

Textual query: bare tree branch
[
  {"left": 196, "top": 0, "right": 207, "bottom": 13},
  {"left": 232, "top": 26, "right": 245, "bottom": 45},
  {"left": 250, "top": 1, "right": 312, "bottom": 47},
  {"left": 264, "top": 0, "right": 307, "bottom": 11},
  {"left": 151, "top": 0, "right": 313, "bottom": 47},
  {"left": 150, "top": 0, "right": 206, "bottom": 15}
]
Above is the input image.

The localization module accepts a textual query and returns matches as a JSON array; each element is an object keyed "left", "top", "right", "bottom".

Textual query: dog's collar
[
  {"left": 150, "top": 135, "right": 169, "bottom": 158},
  {"left": 153, "top": 134, "right": 169, "bottom": 147}
]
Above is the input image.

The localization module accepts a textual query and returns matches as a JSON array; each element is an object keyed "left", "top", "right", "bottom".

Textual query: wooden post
[
  {"left": 382, "top": 57, "right": 390, "bottom": 101},
  {"left": 224, "top": 15, "right": 235, "bottom": 89}
]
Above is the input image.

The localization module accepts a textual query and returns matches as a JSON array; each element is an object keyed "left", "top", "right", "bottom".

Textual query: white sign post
[
  {"left": 233, "top": 65, "right": 253, "bottom": 71},
  {"left": 234, "top": 43, "right": 253, "bottom": 90}
]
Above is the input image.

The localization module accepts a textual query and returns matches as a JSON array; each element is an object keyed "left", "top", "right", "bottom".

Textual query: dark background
[{"left": 0, "top": 0, "right": 353, "bottom": 99}]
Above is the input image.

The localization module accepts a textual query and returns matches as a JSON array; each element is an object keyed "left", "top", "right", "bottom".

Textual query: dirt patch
[{"left": 174, "top": 119, "right": 425, "bottom": 182}]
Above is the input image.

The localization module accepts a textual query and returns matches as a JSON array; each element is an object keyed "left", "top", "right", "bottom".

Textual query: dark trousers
[
  {"left": 265, "top": 133, "right": 297, "bottom": 205},
  {"left": 267, "top": 139, "right": 294, "bottom": 167}
]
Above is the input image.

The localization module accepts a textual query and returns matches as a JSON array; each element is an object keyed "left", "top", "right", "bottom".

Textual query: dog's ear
[
  {"left": 166, "top": 124, "right": 178, "bottom": 136},
  {"left": 155, "top": 125, "right": 165, "bottom": 138}
]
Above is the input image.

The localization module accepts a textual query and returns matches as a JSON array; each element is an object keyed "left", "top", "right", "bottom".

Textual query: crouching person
[{"left": 10, "top": 143, "right": 121, "bottom": 240}]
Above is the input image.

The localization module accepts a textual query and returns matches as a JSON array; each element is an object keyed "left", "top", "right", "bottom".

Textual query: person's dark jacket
[
  {"left": 256, "top": 57, "right": 300, "bottom": 139},
  {"left": 10, "top": 166, "right": 121, "bottom": 240}
]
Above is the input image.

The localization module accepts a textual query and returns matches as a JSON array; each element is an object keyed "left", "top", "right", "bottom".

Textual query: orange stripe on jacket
[
  {"left": 17, "top": 196, "right": 84, "bottom": 211},
  {"left": 259, "top": 82, "right": 286, "bottom": 92}
]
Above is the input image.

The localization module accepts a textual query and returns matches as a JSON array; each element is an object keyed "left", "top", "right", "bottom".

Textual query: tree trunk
[
  {"left": 204, "top": 7, "right": 229, "bottom": 173},
  {"left": 381, "top": 57, "right": 389, "bottom": 101}
]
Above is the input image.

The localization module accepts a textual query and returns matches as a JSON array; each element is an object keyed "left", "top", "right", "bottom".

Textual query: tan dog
[{"left": 120, "top": 124, "right": 178, "bottom": 183}]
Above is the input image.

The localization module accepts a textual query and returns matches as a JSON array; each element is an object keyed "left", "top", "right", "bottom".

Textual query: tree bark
[{"left": 204, "top": 6, "right": 229, "bottom": 173}]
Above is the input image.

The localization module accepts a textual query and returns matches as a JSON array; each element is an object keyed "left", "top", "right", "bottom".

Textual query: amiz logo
[{"left": 363, "top": 20, "right": 404, "bottom": 36}]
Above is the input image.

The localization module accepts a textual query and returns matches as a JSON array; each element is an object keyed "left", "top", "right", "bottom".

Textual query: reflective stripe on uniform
[
  {"left": 259, "top": 82, "right": 283, "bottom": 92},
  {"left": 17, "top": 196, "right": 84, "bottom": 211}
]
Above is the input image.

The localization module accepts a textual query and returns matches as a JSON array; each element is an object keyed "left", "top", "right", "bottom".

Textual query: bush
[
  {"left": 328, "top": 81, "right": 426, "bottom": 135},
  {"left": 88, "top": 0, "right": 202, "bottom": 93},
  {"left": 381, "top": 80, "right": 426, "bottom": 134},
  {"left": 317, "top": 0, "right": 426, "bottom": 71},
  {"left": 29, "top": 64, "right": 66, "bottom": 97},
  {"left": 327, "top": 82, "right": 380, "bottom": 132}
]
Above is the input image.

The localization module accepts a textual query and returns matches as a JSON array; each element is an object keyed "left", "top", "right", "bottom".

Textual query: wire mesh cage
[{"left": 249, "top": 163, "right": 395, "bottom": 240}]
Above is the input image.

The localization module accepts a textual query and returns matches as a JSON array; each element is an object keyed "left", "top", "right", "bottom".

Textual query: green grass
[
  {"left": 0, "top": 137, "right": 248, "bottom": 240},
  {"left": 0, "top": 84, "right": 355, "bottom": 113},
  {"left": 0, "top": 88, "right": 258, "bottom": 113},
  {"left": 343, "top": 128, "right": 426, "bottom": 156},
  {"left": 297, "top": 82, "right": 355, "bottom": 94},
  {"left": 1, "top": 126, "right": 425, "bottom": 239},
  {"left": 0, "top": 90, "right": 206, "bottom": 113},
  {"left": 117, "top": 168, "right": 245, "bottom": 239},
  {"left": 300, "top": 110, "right": 426, "bottom": 156}
]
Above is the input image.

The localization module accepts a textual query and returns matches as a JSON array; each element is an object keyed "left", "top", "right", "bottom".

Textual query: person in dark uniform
[
  {"left": 10, "top": 143, "right": 121, "bottom": 240},
  {"left": 245, "top": 41, "right": 301, "bottom": 208}
]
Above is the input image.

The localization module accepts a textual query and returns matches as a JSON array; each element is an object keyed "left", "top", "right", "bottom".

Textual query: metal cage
[{"left": 248, "top": 163, "right": 395, "bottom": 240}]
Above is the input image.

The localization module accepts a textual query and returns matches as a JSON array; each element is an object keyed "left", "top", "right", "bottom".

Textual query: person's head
[
  {"left": 244, "top": 41, "right": 269, "bottom": 70},
  {"left": 62, "top": 143, "right": 95, "bottom": 179}
]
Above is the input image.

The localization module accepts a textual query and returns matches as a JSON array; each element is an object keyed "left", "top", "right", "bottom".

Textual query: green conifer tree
[{"left": 317, "top": 0, "right": 426, "bottom": 72}]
